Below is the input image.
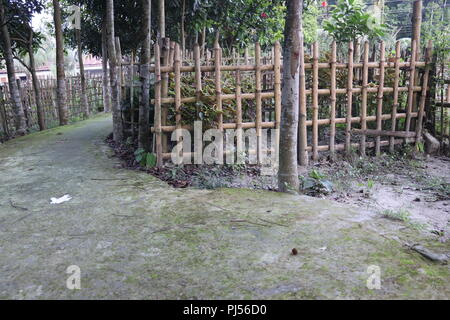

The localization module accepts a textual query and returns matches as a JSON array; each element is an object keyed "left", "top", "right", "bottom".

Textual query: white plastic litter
[{"left": 50, "top": 194, "right": 72, "bottom": 204}]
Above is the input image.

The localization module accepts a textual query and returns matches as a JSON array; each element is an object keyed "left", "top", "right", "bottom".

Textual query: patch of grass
[
  {"left": 380, "top": 209, "right": 427, "bottom": 231},
  {"left": 381, "top": 209, "right": 411, "bottom": 222}
]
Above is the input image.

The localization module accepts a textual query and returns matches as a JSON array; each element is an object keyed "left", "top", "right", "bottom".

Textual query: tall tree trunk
[
  {"left": 412, "top": 0, "right": 422, "bottom": 57},
  {"left": 106, "top": 0, "right": 123, "bottom": 143},
  {"left": 76, "top": 29, "right": 89, "bottom": 119},
  {"left": 0, "top": 2, "right": 27, "bottom": 135},
  {"left": 278, "top": 0, "right": 301, "bottom": 193},
  {"left": 159, "top": 0, "right": 165, "bottom": 38},
  {"left": 28, "top": 40, "right": 46, "bottom": 131},
  {"left": 181, "top": 0, "right": 185, "bottom": 54},
  {"left": 201, "top": 26, "right": 206, "bottom": 57},
  {"left": 139, "top": 0, "right": 151, "bottom": 151},
  {"left": 53, "top": 0, "right": 68, "bottom": 125},
  {"left": 101, "top": 23, "right": 111, "bottom": 112}
]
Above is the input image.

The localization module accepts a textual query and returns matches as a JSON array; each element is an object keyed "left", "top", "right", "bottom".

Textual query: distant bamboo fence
[
  {"left": 0, "top": 75, "right": 103, "bottom": 140},
  {"left": 149, "top": 38, "right": 433, "bottom": 165}
]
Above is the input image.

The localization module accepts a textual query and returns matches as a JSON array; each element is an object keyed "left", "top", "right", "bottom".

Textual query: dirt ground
[
  {"left": 315, "top": 155, "right": 450, "bottom": 243},
  {"left": 116, "top": 138, "right": 449, "bottom": 243},
  {"left": 0, "top": 114, "right": 449, "bottom": 299}
]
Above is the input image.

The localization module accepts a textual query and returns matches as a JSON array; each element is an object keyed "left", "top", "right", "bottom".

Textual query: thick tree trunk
[
  {"left": 106, "top": 0, "right": 123, "bottom": 143},
  {"left": 159, "top": 0, "right": 165, "bottom": 38},
  {"left": 0, "top": 2, "right": 27, "bottom": 135},
  {"left": 139, "top": 0, "right": 151, "bottom": 151},
  {"left": 101, "top": 23, "right": 111, "bottom": 112},
  {"left": 278, "top": 0, "right": 301, "bottom": 193},
  {"left": 28, "top": 43, "right": 46, "bottom": 130},
  {"left": 76, "top": 29, "right": 89, "bottom": 119},
  {"left": 53, "top": 0, "right": 68, "bottom": 125}
]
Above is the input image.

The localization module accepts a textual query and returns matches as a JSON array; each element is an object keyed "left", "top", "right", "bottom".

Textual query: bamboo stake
[
  {"left": 255, "top": 42, "right": 262, "bottom": 163},
  {"left": 161, "top": 37, "right": 170, "bottom": 153},
  {"left": 345, "top": 41, "right": 354, "bottom": 154},
  {"left": 194, "top": 43, "right": 202, "bottom": 118},
  {"left": 214, "top": 43, "right": 222, "bottom": 126},
  {"left": 130, "top": 51, "right": 135, "bottom": 138},
  {"left": 298, "top": 32, "right": 308, "bottom": 165},
  {"left": 329, "top": 41, "right": 337, "bottom": 159},
  {"left": 389, "top": 41, "right": 401, "bottom": 153},
  {"left": 235, "top": 70, "right": 243, "bottom": 160},
  {"left": 174, "top": 43, "right": 182, "bottom": 146},
  {"left": 375, "top": 41, "right": 386, "bottom": 156},
  {"left": 405, "top": 39, "right": 417, "bottom": 133},
  {"left": 214, "top": 38, "right": 223, "bottom": 163},
  {"left": 312, "top": 41, "right": 319, "bottom": 161},
  {"left": 154, "top": 42, "right": 163, "bottom": 166},
  {"left": 415, "top": 40, "right": 432, "bottom": 146}
]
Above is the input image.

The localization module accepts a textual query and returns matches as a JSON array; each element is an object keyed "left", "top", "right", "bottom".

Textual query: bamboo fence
[
  {"left": 149, "top": 39, "right": 433, "bottom": 165},
  {"left": 0, "top": 75, "right": 103, "bottom": 139}
]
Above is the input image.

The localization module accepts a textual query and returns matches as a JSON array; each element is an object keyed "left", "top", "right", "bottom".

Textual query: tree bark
[
  {"left": 412, "top": 0, "right": 422, "bottom": 57},
  {"left": 28, "top": 39, "right": 46, "bottom": 131},
  {"left": 0, "top": 1, "right": 27, "bottom": 135},
  {"left": 101, "top": 23, "right": 111, "bottom": 112},
  {"left": 278, "top": 0, "right": 301, "bottom": 193},
  {"left": 106, "top": 0, "right": 123, "bottom": 143},
  {"left": 139, "top": 0, "right": 151, "bottom": 151},
  {"left": 76, "top": 29, "right": 89, "bottom": 119},
  {"left": 53, "top": 0, "right": 68, "bottom": 125}
]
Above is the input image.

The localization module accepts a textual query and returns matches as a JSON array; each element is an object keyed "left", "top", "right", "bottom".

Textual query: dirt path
[{"left": 0, "top": 114, "right": 448, "bottom": 299}]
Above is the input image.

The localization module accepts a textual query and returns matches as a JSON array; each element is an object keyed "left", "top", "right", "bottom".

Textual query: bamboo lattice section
[{"left": 149, "top": 39, "right": 432, "bottom": 166}]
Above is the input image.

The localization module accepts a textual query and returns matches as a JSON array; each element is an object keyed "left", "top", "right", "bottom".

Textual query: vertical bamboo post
[
  {"left": 415, "top": 40, "right": 432, "bottom": 146},
  {"left": 405, "top": 39, "right": 417, "bottom": 133},
  {"left": 255, "top": 42, "right": 262, "bottom": 163},
  {"left": 329, "top": 41, "right": 337, "bottom": 159},
  {"left": 375, "top": 41, "right": 386, "bottom": 156},
  {"left": 214, "top": 39, "right": 223, "bottom": 163},
  {"left": 130, "top": 51, "right": 135, "bottom": 138},
  {"left": 169, "top": 41, "right": 175, "bottom": 66},
  {"left": 360, "top": 41, "right": 369, "bottom": 155},
  {"left": 389, "top": 41, "right": 401, "bottom": 153},
  {"left": 174, "top": 43, "right": 182, "bottom": 152},
  {"left": 194, "top": 43, "right": 202, "bottom": 118},
  {"left": 274, "top": 41, "right": 282, "bottom": 150},
  {"left": 235, "top": 70, "right": 243, "bottom": 159},
  {"left": 298, "top": 32, "right": 308, "bottom": 165},
  {"left": 154, "top": 42, "right": 163, "bottom": 166},
  {"left": 312, "top": 41, "right": 319, "bottom": 161},
  {"left": 161, "top": 37, "right": 170, "bottom": 153},
  {"left": 345, "top": 41, "right": 354, "bottom": 154}
]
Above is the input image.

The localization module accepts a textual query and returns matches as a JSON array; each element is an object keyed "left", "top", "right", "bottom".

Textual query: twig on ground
[{"left": 9, "top": 199, "right": 28, "bottom": 211}]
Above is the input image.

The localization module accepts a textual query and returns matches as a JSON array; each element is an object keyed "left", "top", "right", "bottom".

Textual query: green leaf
[{"left": 145, "top": 153, "right": 157, "bottom": 168}]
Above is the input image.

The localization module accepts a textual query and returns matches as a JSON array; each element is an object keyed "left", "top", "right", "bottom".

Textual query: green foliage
[
  {"left": 323, "top": 0, "right": 386, "bottom": 43},
  {"left": 134, "top": 148, "right": 156, "bottom": 168},
  {"left": 303, "top": 1, "right": 320, "bottom": 44},
  {"left": 166, "top": 72, "right": 261, "bottom": 128},
  {"left": 300, "top": 169, "right": 333, "bottom": 196},
  {"left": 422, "top": 2, "right": 450, "bottom": 65},
  {"left": 191, "top": 0, "right": 285, "bottom": 47}
]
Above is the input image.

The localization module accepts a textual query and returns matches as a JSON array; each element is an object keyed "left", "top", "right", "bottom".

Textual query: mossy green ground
[{"left": 0, "top": 114, "right": 448, "bottom": 299}]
